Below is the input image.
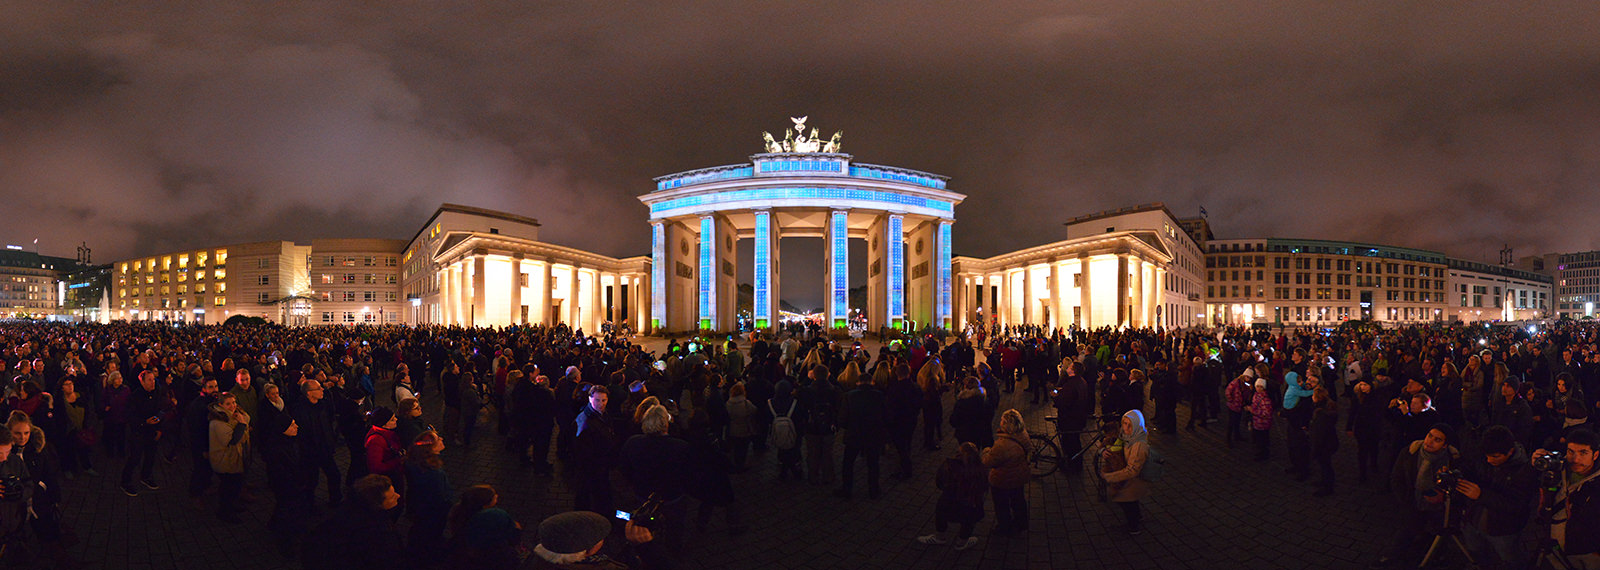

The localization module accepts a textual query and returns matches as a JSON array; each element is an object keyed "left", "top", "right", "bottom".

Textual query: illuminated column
[
  {"left": 753, "top": 210, "right": 774, "bottom": 330},
  {"left": 827, "top": 210, "right": 850, "bottom": 329},
  {"left": 472, "top": 253, "right": 487, "bottom": 327},
  {"left": 1130, "top": 258, "right": 1143, "bottom": 328},
  {"left": 590, "top": 269, "right": 602, "bottom": 333},
  {"left": 936, "top": 220, "right": 953, "bottom": 329},
  {"left": 887, "top": 214, "right": 905, "bottom": 330},
  {"left": 510, "top": 255, "right": 523, "bottom": 325},
  {"left": 698, "top": 215, "right": 716, "bottom": 331},
  {"left": 1022, "top": 265, "right": 1034, "bottom": 325},
  {"left": 998, "top": 270, "right": 1010, "bottom": 328},
  {"left": 542, "top": 260, "right": 554, "bottom": 326},
  {"left": 451, "top": 262, "right": 465, "bottom": 326},
  {"left": 1079, "top": 255, "right": 1092, "bottom": 328},
  {"left": 649, "top": 221, "right": 666, "bottom": 333},
  {"left": 438, "top": 265, "right": 451, "bottom": 325},
  {"left": 1155, "top": 267, "right": 1167, "bottom": 328},
  {"left": 1049, "top": 261, "right": 1061, "bottom": 331},
  {"left": 567, "top": 265, "right": 580, "bottom": 327},
  {"left": 634, "top": 275, "right": 648, "bottom": 333},
  {"left": 1117, "top": 254, "right": 1130, "bottom": 327}
]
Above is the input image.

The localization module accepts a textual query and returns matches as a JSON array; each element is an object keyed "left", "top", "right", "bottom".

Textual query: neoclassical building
[
  {"left": 400, "top": 204, "right": 650, "bottom": 332},
  {"left": 640, "top": 118, "right": 963, "bottom": 334}
]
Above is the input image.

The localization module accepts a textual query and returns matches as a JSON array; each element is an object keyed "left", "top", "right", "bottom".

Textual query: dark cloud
[{"left": 5, "top": 2, "right": 1600, "bottom": 306}]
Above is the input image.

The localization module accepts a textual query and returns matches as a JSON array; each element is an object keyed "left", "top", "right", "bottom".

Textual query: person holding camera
[
  {"left": 1454, "top": 425, "right": 1537, "bottom": 570},
  {"left": 1373, "top": 423, "right": 1459, "bottom": 568},
  {"left": 532, "top": 510, "right": 665, "bottom": 569},
  {"left": 1538, "top": 428, "right": 1600, "bottom": 569}
]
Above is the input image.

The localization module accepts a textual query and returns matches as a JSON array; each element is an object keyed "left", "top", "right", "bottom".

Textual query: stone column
[
  {"left": 590, "top": 269, "right": 602, "bottom": 333},
  {"left": 1155, "top": 267, "right": 1167, "bottom": 328},
  {"left": 650, "top": 221, "right": 665, "bottom": 333},
  {"left": 542, "top": 260, "right": 555, "bottom": 326},
  {"left": 568, "top": 265, "right": 580, "bottom": 328},
  {"left": 826, "top": 210, "right": 850, "bottom": 329},
  {"left": 472, "top": 253, "right": 487, "bottom": 327},
  {"left": 753, "top": 210, "right": 776, "bottom": 331},
  {"left": 1079, "top": 255, "right": 1092, "bottom": 328},
  {"left": 998, "top": 270, "right": 1010, "bottom": 328},
  {"left": 698, "top": 215, "right": 715, "bottom": 331},
  {"left": 1022, "top": 265, "right": 1034, "bottom": 325},
  {"left": 1117, "top": 254, "right": 1130, "bottom": 327},
  {"left": 1049, "top": 261, "right": 1061, "bottom": 331},
  {"left": 510, "top": 254, "right": 523, "bottom": 325},
  {"left": 935, "top": 220, "right": 952, "bottom": 330}
]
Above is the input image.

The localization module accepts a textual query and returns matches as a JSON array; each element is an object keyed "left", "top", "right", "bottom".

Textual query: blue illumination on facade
[
  {"left": 753, "top": 211, "right": 771, "bottom": 328},
  {"left": 848, "top": 165, "right": 947, "bottom": 189},
  {"left": 651, "top": 222, "right": 665, "bottom": 331},
  {"left": 938, "top": 221, "right": 953, "bottom": 327},
  {"left": 888, "top": 215, "right": 904, "bottom": 326},
  {"left": 648, "top": 187, "right": 954, "bottom": 218},
  {"left": 699, "top": 217, "right": 714, "bottom": 330},
  {"left": 656, "top": 166, "right": 753, "bottom": 191},
  {"left": 831, "top": 211, "right": 849, "bottom": 328},
  {"left": 758, "top": 160, "right": 843, "bottom": 173}
]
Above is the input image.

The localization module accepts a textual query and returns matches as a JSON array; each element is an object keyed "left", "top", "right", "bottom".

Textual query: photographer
[
  {"left": 1374, "top": 423, "right": 1459, "bottom": 568},
  {"left": 1540, "top": 428, "right": 1600, "bottom": 568},
  {"left": 1454, "top": 425, "right": 1536, "bottom": 570}
]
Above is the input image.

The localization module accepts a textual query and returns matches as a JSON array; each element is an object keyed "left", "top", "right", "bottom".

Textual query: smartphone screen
[{"left": 614, "top": 510, "right": 632, "bottom": 521}]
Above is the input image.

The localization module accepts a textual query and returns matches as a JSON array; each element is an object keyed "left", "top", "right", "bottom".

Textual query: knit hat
[
  {"left": 1255, "top": 378, "right": 1266, "bottom": 391},
  {"left": 368, "top": 407, "right": 394, "bottom": 428},
  {"left": 537, "top": 511, "right": 612, "bottom": 555},
  {"left": 1429, "top": 422, "right": 1456, "bottom": 446}
]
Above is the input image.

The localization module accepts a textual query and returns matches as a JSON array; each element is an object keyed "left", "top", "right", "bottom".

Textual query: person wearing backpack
[
  {"left": 1102, "top": 409, "right": 1152, "bottom": 535},
  {"left": 769, "top": 378, "right": 803, "bottom": 481}
]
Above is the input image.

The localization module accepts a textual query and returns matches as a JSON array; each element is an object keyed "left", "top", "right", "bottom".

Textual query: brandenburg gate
[{"left": 640, "top": 117, "right": 965, "bottom": 334}]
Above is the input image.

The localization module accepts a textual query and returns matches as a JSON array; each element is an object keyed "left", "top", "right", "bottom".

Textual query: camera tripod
[
  {"left": 1534, "top": 487, "right": 1577, "bottom": 570},
  {"left": 1418, "top": 492, "right": 1476, "bottom": 569}
]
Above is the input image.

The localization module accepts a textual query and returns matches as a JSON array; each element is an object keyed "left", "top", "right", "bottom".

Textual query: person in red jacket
[{"left": 364, "top": 407, "right": 406, "bottom": 511}]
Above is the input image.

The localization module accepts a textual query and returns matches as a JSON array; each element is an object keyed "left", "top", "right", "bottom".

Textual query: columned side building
[
  {"left": 401, "top": 204, "right": 649, "bottom": 332},
  {"left": 952, "top": 203, "right": 1204, "bottom": 331}
]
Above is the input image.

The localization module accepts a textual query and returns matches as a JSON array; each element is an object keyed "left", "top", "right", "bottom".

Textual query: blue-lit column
[
  {"left": 753, "top": 210, "right": 773, "bottom": 330},
  {"left": 887, "top": 214, "right": 905, "bottom": 330},
  {"left": 699, "top": 215, "right": 716, "bottom": 331},
  {"left": 828, "top": 210, "right": 850, "bottom": 329},
  {"left": 937, "top": 220, "right": 953, "bottom": 330},
  {"left": 650, "top": 221, "right": 665, "bottom": 333}
]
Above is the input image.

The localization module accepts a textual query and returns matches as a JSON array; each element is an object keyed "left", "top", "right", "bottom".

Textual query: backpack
[
  {"left": 1140, "top": 444, "right": 1167, "bottom": 482},
  {"left": 768, "top": 400, "right": 798, "bottom": 450}
]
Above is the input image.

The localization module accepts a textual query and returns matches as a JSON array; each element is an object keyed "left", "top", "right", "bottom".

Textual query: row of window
[
  {"left": 318, "top": 256, "right": 399, "bottom": 267},
  {"left": 319, "top": 274, "right": 399, "bottom": 285},
  {"left": 119, "top": 268, "right": 227, "bottom": 285},
  {"left": 320, "top": 311, "right": 400, "bottom": 323},
  {"left": 317, "top": 291, "right": 399, "bottom": 303},
  {"left": 120, "top": 297, "right": 226, "bottom": 308},
  {"left": 121, "top": 283, "right": 225, "bottom": 297},
  {"left": 122, "top": 251, "right": 227, "bottom": 273}
]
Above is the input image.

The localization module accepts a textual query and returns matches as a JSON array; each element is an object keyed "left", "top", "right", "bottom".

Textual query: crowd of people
[{"left": 0, "top": 317, "right": 1593, "bottom": 569}]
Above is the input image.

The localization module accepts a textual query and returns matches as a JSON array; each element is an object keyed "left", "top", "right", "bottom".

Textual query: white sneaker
[
  {"left": 954, "top": 537, "right": 979, "bottom": 551},
  {"left": 916, "top": 534, "right": 947, "bottom": 545}
]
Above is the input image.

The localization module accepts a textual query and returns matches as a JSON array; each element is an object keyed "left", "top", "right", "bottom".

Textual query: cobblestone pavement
[{"left": 53, "top": 341, "right": 1418, "bottom": 570}]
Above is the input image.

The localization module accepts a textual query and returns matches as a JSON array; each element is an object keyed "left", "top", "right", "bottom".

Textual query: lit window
[
  {"left": 215, "top": 250, "right": 227, "bottom": 265},
  {"left": 215, "top": 296, "right": 226, "bottom": 306},
  {"left": 215, "top": 269, "right": 225, "bottom": 280}
]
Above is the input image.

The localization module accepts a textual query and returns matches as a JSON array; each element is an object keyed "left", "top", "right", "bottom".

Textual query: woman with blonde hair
[
  {"left": 837, "top": 361, "right": 863, "bottom": 390},
  {"left": 982, "top": 408, "right": 1030, "bottom": 535}
]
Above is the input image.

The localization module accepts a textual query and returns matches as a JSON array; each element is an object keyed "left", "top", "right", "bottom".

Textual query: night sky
[{"left": 5, "top": 3, "right": 1600, "bottom": 308}]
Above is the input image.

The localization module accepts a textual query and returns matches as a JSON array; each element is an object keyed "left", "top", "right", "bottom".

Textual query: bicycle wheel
[{"left": 1028, "top": 435, "right": 1061, "bottom": 478}]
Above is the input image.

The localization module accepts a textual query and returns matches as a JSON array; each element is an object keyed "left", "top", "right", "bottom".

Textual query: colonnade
[
  {"left": 955, "top": 252, "right": 1166, "bottom": 331},
  {"left": 433, "top": 248, "right": 648, "bottom": 332}
]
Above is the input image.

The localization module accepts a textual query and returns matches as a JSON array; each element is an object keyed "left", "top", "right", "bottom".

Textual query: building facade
[
  {"left": 310, "top": 239, "right": 407, "bottom": 326},
  {"left": 1204, "top": 238, "right": 1450, "bottom": 327},
  {"left": 1443, "top": 259, "right": 1551, "bottom": 322},
  {"left": 110, "top": 241, "right": 311, "bottom": 324},
  {"left": 1546, "top": 251, "right": 1600, "bottom": 319},
  {"left": 402, "top": 204, "right": 649, "bottom": 332},
  {"left": 641, "top": 118, "right": 962, "bottom": 333},
  {"left": 0, "top": 249, "right": 81, "bottom": 319}
]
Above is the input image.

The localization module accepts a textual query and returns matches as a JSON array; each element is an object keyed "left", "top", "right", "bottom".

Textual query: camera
[
  {"left": 616, "top": 497, "right": 664, "bottom": 530},
  {"left": 1434, "top": 468, "right": 1463, "bottom": 492},
  {"left": 0, "top": 475, "right": 27, "bottom": 502},
  {"left": 1533, "top": 450, "right": 1566, "bottom": 491}
]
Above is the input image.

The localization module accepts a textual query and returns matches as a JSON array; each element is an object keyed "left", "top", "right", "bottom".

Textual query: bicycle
[{"left": 1029, "top": 413, "right": 1122, "bottom": 500}]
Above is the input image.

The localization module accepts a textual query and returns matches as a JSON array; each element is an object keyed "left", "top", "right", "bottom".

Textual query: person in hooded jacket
[
  {"left": 1454, "top": 425, "right": 1536, "bottom": 570},
  {"left": 7, "top": 411, "right": 73, "bottom": 568},
  {"left": 207, "top": 392, "right": 250, "bottom": 523},
  {"left": 1102, "top": 409, "right": 1152, "bottom": 535},
  {"left": 983, "top": 409, "right": 1030, "bottom": 536}
]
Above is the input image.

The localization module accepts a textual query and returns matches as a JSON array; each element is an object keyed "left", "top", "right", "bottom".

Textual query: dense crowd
[{"left": 0, "top": 317, "right": 1593, "bottom": 569}]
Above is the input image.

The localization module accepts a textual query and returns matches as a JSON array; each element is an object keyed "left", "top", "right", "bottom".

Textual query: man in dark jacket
[
  {"left": 1375, "top": 424, "right": 1459, "bottom": 568},
  {"left": 301, "top": 474, "right": 403, "bottom": 570},
  {"left": 833, "top": 376, "right": 887, "bottom": 500},
  {"left": 1455, "top": 425, "right": 1536, "bottom": 570},
  {"left": 121, "top": 369, "right": 164, "bottom": 497},
  {"left": 521, "top": 373, "right": 557, "bottom": 474},
  {"left": 885, "top": 365, "right": 924, "bottom": 480},
  {"left": 184, "top": 378, "right": 220, "bottom": 500},
  {"left": 1546, "top": 428, "right": 1600, "bottom": 568},
  {"left": 289, "top": 380, "right": 341, "bottom": 508}
]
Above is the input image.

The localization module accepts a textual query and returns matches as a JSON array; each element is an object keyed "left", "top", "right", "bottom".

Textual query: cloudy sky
[{"left": 5, "top": 2, "right": 1600, "bottom": 306}]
